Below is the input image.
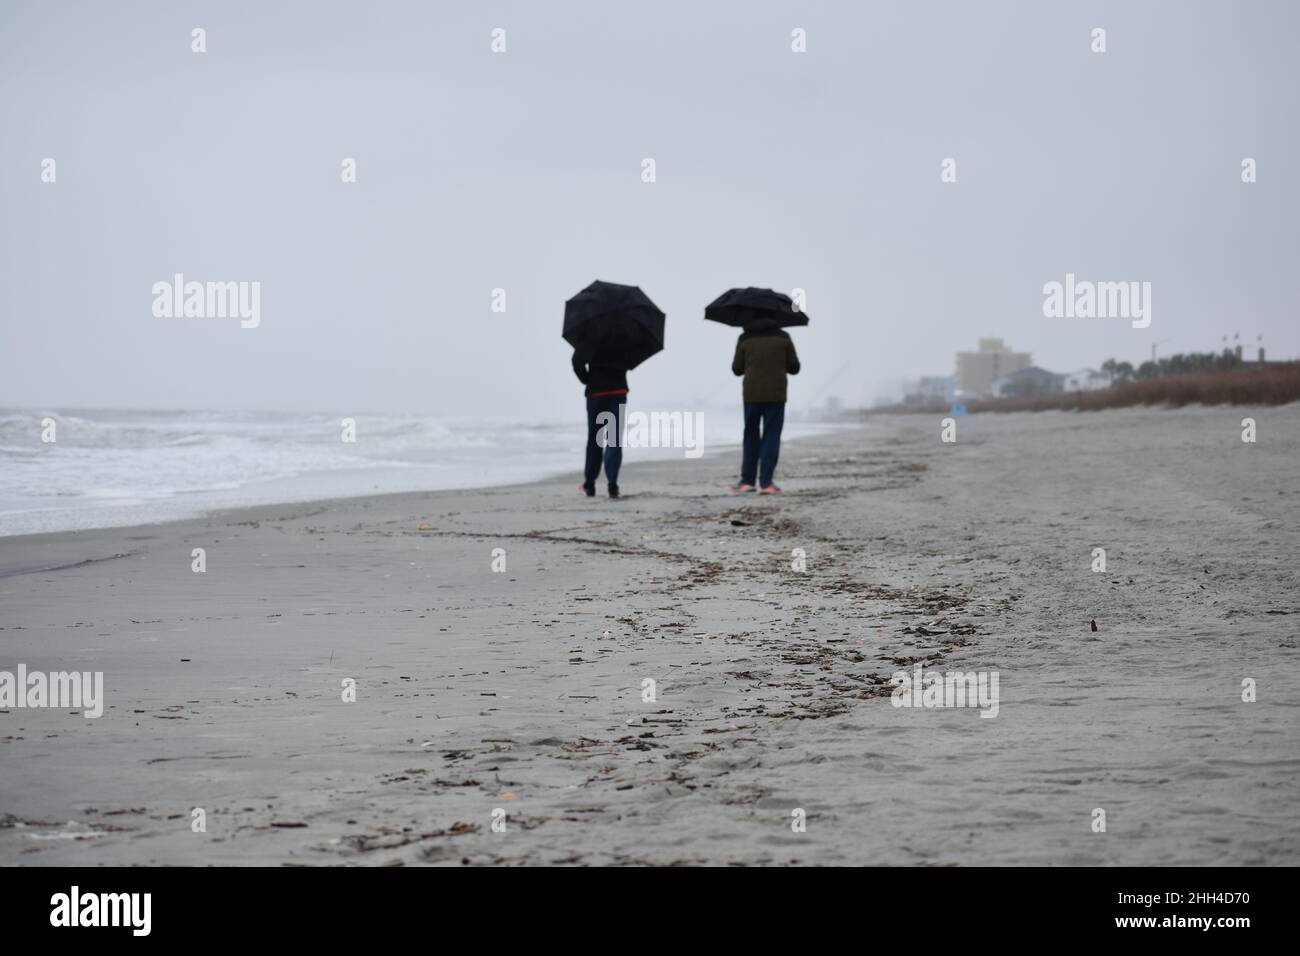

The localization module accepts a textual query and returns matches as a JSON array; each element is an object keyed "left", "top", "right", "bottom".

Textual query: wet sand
[{"left": 1, "top": 405, "right": 1298, "bottom": 865}]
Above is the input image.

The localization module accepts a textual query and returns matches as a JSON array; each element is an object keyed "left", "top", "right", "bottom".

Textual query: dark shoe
[
  {"left": 608, "top": 483, "right": 620, "bottom": 499},
  {"left": 580, "top": 481, "right": 595, "bottom": 497}
]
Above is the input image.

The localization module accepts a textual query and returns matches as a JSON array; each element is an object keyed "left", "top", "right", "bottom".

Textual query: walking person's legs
[
  {"left": 738, "top": 402, "right": 761, "bottom": 487},
  {"left": 757, "top": 401, "right": 785, "bottom": 489},
  {"left": 583, "top": 397, "right": 605, "bottom": 492},
  {"left": 603, "top": 399, "right": 623, "bottom": 494}
]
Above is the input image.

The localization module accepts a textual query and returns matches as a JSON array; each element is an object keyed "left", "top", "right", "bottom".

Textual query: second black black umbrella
[{"left": 704, "top": 287, "right": 809, "bottom": 328}]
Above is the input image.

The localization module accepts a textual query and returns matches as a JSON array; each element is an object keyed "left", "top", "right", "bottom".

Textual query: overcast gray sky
[{"left": 2, "top": 0, "right": 1297, "bottom": 417}]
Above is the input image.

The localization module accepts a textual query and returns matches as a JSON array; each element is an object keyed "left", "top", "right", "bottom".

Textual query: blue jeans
[
  {"left": 740, "top": 401, "right": 784, "bottom": 487},
  {"left": 585, "top": 395, "right": 624, "bottom": 485}
]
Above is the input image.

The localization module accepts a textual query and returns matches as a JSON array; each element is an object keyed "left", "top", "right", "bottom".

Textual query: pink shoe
[
  {"left": 730, "top": 482, "right": 756, "bottom": 493},
  {"left": 759, "top": 483, "right": 782, "bottom": 494}
]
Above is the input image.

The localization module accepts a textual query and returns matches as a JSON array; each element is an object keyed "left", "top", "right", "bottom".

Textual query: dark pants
[
  {"left": 585, "top": 395, "right": 624, "bottom": 485},
  {"left": 740, "top": 401, "right": 785, "bottom": 487}
]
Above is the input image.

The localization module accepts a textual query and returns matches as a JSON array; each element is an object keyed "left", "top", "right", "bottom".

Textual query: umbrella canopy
[
  {"left": 704, "top": 287, "right": 809, "bottom": 328},
  {"left": 563, "top": 280, "right": 665, "bottom": 370}
]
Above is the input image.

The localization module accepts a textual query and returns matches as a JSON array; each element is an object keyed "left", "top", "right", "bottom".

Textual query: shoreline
[
  {"left": 2, "top": 407, "right": 1297, "bottom": 865},
  {"left": 0, "top": 413, "right": 845, "bottom": 539}
]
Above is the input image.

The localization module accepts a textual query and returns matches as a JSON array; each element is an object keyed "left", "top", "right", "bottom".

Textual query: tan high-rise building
[{"left": 956, "top": 337, "right": 1032, "bottom": 396}]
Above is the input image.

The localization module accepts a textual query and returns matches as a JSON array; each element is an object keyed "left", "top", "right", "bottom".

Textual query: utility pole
[{"left": 1151, "top": 339, "right": 1171, "bottom": 363}]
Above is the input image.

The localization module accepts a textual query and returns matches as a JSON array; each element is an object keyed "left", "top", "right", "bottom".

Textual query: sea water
[{"left": 0, "top": 408, "right": 835, "bottom": 536}]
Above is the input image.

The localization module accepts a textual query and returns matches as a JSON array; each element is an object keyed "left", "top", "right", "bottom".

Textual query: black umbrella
[
  {"left": 563, "top": 280, "right": 665, "bottom": 370},
  {"left": 704, "top": 287, "right": 809, "bottom": 328}
]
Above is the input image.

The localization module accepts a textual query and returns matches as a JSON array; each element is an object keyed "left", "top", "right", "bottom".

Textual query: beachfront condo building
[{"left": 956, "top": 337, "right": 1033, "bottom": 396}]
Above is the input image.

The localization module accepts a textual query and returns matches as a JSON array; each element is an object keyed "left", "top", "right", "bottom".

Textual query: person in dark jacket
[
  {"left": 731, "top": 317, "right": 800, "bottom": 493},
  {"left": 573, "top": 346, "right": 627, "bottom": 498}
]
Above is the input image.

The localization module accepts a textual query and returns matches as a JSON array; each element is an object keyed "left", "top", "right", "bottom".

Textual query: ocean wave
[
  {"left": 0, "top": 407, "right": 803, "bottom": 536},
  {"left": 0, "top": 409, "right": 586, "bottom": 509}
]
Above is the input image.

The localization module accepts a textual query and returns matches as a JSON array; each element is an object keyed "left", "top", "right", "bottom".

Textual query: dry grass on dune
[{"left": 872, "top": 363, "right": 1300, "bottom": 415}]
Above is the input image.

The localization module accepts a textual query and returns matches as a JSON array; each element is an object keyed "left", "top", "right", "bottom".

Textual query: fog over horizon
[{"left": 2, "top": 0, "right": 1297, "bottom": 418}]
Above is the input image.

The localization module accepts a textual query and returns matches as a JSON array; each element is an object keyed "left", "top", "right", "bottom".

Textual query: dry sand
[{"left": 1, "top": 405, "right": 1298, "bottom": 865}]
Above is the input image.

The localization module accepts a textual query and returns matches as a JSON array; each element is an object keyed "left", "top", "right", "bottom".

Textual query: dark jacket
[
  {"left": 572, "top": 353, "right": 628, "bottom": 397},
  {"left": 732, "top": 319, "right": 800, "bottom": 402}
]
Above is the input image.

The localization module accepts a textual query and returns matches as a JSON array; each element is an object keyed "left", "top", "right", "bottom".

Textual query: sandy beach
[{"left": 2, "top": 406, "right": 1298, "bottom": 866}]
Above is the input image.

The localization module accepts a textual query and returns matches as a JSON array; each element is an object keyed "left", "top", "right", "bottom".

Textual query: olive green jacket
[{"left": 732, "top": 321, "right": 801, "bottom": 402}]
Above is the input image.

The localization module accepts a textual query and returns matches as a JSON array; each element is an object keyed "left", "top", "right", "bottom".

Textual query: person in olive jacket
[{"left": 731, "top": 317, "right": 800, "bottom": 493}]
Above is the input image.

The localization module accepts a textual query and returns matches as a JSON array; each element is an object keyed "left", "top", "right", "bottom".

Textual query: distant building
[
  {"left": 957, "top": 338, "right": 1032, "bottom": 396},
  {"left": 992, "top": 365, "right": 1064, "bottom": 398},
  {"left": 1062, "top": 368, "right": 1112, "bottom": 391},
  {"left": 902, "top": 375, "right": 956, "bottom": 406}
]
